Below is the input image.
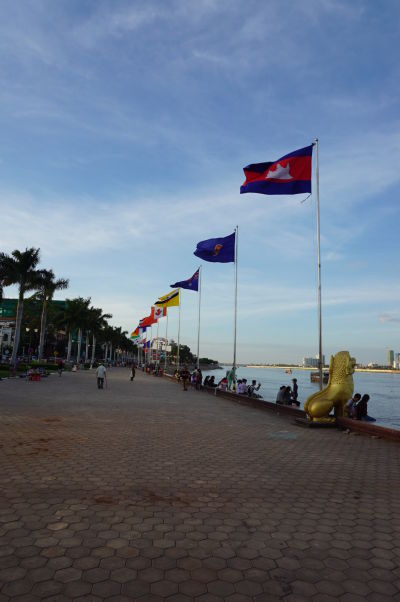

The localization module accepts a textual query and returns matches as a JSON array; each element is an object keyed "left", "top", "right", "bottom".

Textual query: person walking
[
  {"left": 130, "top": 364, "right": 136, "bottom": 381},
  {"left": 57, "top": 359, "right": 63, "bottom": 377},
  {"left": 180, "top": 366, "right": 190, "bottom": 391},
  {"left": 96, "top": 363, "right": 107, "bottom": 389}
]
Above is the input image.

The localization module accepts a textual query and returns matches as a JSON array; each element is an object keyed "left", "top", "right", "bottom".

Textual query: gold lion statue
[{"left": 304, "top": 351, "right": 356, "bottom": 423}]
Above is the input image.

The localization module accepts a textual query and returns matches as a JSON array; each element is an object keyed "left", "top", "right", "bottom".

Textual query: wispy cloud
[{"left": 379, "top": 314, "right": 400, "bottom": 324}]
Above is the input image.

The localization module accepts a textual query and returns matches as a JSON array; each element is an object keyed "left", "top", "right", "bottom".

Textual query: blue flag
[
  {"left": 170, "top": 269, "right": 199, "bottom": 291},
  {"left": 194, "top": 232, "right": 235, "bottom": 263}
]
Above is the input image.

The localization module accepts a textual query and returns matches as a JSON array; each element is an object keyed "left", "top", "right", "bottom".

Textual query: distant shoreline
[{"left": 245, "top": 365, "right": 400, "bottom": 375}]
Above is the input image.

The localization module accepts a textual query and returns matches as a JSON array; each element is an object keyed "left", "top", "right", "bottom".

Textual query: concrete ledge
[
  {"left": 211, "top": 387, "right": 306, "bottom": 418},
  {"left": 163, "top": 372, "right": 305, "bottom": 419},
  {"left": 337, "top": 417, "right": 400, "bottom": 441},
  {"left": 164, "top": 372, "right": 400, "bottom": 442}
]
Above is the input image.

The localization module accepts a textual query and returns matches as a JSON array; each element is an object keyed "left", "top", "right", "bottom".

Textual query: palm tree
[
  {"left": 75, "top": 298, "right": 91, "bottom": 363},
  {"left": 60, "top": 297, "right": 90, "bottom": 362},
  {"left": 87, "top": 307, "right": 112, "bottom": 366},
  {"left": 36, "top": 270, "right": 69, "bottom": 360},
  {"left": 0, "top": 248, "right": 42, "bottom": 366},
  {"left": 101, "top": 324, "right": 115, "bottom": 363}
]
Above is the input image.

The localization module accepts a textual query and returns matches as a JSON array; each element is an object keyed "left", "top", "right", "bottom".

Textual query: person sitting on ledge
[
  {"left": 237, "top": 379, "right": 247, "bottom": 394},
  {"left": 203, "top": 375, "right": 211, "bottom": 386},
  {"left": 276, "top": 385, "right": 286, "bottom": 404},
  {"left": 345, "top": 393, "right": 361, "bottom": 418},
  {"left": 248, "top": 380, "right": 262, "bottom": 398},
  {"left": 355, "top": 394, "right": 375, "bottom": 421},
  {"left": 283, "top": 386, "right": 292, "bottom": 405},
  {"left": 208, "top": 375, "right": 217, "bottom": 387},
  {"left": 217, "top": 376, "right": 228, "bottom": 391}
]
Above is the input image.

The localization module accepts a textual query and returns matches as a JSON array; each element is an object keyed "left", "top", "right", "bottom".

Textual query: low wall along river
[{"left": 202, "top": 366, "right": 400, "bottom": 431}]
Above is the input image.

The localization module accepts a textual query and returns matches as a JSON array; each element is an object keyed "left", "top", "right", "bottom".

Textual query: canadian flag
[{"left": 153, "top": 306, "right": 167, "bottom": 320}]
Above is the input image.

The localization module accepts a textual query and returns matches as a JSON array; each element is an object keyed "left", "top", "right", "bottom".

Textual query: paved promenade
[{"left": 0, "top": 369, "right": 399, "bottom": 601}]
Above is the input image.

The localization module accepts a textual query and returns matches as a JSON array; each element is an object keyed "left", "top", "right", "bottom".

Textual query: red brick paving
[{"left": 0, "top": 368, "right": 399, "bottom": 601}]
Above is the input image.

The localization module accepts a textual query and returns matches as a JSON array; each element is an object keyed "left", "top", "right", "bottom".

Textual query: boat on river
[{"left": 310, "top": 371, "right": 329, "bottom": 384}]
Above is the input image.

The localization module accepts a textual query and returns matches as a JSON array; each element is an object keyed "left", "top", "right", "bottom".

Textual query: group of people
[
  {"left": 202, "top": 374, "right": 262, "bottom": 398},
  {"left": 174, "top": 367, "right": 263, "bottom": 399},
  {"left": 236, "top": 379, "right": 262, "bottom": 398},
  {"left": 276, "top": 378, "right": 300, "bottom": 407},
  {"left": 345, "top": 393, "right": 373, "bottom": 421},
  {"left": 175, "top": 366, "right": 203, "bottom": 391}
]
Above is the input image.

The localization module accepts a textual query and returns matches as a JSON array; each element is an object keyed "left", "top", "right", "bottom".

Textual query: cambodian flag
[{"left": 240, "top": 145, "right": 313, "bottom": 196}]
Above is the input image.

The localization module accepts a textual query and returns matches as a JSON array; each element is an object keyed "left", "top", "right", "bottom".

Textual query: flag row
[{"left": 130, "top": 143, "right": 314, "bottom": 349}]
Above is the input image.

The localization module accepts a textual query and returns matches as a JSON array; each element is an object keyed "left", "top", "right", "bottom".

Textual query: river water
[{"left": 202, "top": 366, "right": 400, "bottom": 430}]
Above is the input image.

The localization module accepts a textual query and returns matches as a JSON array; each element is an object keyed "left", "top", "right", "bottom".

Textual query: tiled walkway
[{"left": 0, "top": 368, "right": 399, "bottom": 601}]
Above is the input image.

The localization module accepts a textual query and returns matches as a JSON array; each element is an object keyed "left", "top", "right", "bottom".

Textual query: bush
[
  {"left": 30, "top": 362, "right": 59, "bottom": 371},
  {"left": 0, "top": 363, "right": 28, "bottom": 373}
]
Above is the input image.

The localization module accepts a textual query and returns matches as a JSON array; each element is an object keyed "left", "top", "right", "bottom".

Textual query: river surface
[{"left": 202, "top": 366, "right": 400, "bottom": 430}]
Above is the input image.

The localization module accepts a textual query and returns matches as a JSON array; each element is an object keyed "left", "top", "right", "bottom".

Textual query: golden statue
[{"left": 304, "top": 351, "right": 356, "bottom": 423}]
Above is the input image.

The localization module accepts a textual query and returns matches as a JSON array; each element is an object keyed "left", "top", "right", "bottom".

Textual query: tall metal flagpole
[
  {"left": 177, "top": 290, "right": 181, "bottom": 371},
  {"left": 196, "top": 266, "right": 202, "bottom": 369},
  {"left": 164, "top": 312, "right": 168, "bottom": 371},
  {"left": 156, "top": 320, "right": 159, "bottom": 365},
  {"left": 150, "top": 324, "right": 153, "bottom": 364},
  {"left": 314, "top": 138, "right": 323, "bottom": 390},
  {"left": 233, "top": 226, "right": 238, "bottom": 372}
]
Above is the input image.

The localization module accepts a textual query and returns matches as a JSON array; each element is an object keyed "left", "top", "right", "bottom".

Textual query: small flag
[
  {"left": 240, "top": 145, "right": 313, "bottom": 196},
  {"left": 130, "top": 327, "right": 140, "bottom": 340},
  {"left": 194, "top": 232, "right": 235, "bottom": 263},
  {"left": 140, "top": 311, "right": 157, "bottom": 327},
  {"left": 153, "top": 306, "right": 167, "bottom": 319},
  {"left": 170, "top": 269, "right": 199, "bottom": 291},
  {"left": 155, "top": 289, "right": 180, "bottom": 308}
]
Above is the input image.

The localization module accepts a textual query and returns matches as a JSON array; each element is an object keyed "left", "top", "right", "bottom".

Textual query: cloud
[
  {"left": 379, "top": 314, "right": 400, "bottom": 324},
  {"left": 73, "top": 4, "right": 165, "bottom": 48}
]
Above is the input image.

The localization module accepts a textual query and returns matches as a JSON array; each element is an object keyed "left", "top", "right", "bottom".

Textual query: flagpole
[
  {"left": 197, "top": 266, "right": 202, "bottom": 369},
  {"left": 156, "top": 320, "right": 159, "bottom": 365},
  {"left": 314, "top": 138, "right": 323, "bottom": 390},
  {"left": 233, "top": 226, "right": 238, "bottom": 373},
  {"left": 165, "top": 312, "right": 168, "bottom": 371},
  {"left": 150, "top": 324, "right": 153, "bottom": 365},
  {"left": 177, "top": 290, "right": 181, "bottom": 371}
]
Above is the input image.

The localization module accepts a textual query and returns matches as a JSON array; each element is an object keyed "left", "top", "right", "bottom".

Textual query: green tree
[
  {"left": 35, "top": 269, "right": 69, "bottom": 360},
  {"left": 170, "top": 342, "right": 194, "bottom": 365},
  {"left": 0, "top": 247, "right": 42, "bottom": 366},
  {"left": 86, "top": 307, "right": 112, "bottom": 365},
  {"left": 59, "top": 297, "right": 91, "bottom": 362}
]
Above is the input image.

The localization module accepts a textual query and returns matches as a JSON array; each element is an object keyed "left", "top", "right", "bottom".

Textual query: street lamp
[{"left": 25, "top": 328, "right": 39, "bottom": 359}]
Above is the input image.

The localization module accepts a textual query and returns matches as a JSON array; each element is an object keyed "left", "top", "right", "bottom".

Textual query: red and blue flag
[
  {"left": 170, "top": 269, "right": 199, "bottom": 291},
  {"left": 240, "top": 145, "right": 313, "bottom": 196}
]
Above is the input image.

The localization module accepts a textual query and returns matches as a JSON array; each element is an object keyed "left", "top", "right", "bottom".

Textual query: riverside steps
[{"left": 0, "top": 370, "right": 399, "bottom": 601}]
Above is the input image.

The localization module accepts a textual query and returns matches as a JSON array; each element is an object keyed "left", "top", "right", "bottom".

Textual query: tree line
[{"left": 0, "top": 247, "right": 134, "bottom": 366}]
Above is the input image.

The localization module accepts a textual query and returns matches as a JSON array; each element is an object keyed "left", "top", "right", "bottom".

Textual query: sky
[{"left": 1, "top": 0, "right": 400, "bottom": 364}]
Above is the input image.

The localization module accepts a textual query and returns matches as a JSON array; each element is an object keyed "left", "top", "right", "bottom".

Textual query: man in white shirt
[{"left": 96, "top": 364, "right": 107, "bottom": 389}]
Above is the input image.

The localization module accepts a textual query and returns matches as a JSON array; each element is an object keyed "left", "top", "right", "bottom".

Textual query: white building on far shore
[{"left": 302, "top": 354, "right": 325, "bottom": 368}]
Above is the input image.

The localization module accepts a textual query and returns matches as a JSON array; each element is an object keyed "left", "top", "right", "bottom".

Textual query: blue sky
[{"left": 1, "top": 0, "right": 400, "bottom": 364}]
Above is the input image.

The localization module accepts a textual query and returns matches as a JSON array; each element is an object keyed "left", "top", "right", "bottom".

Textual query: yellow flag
[{"left": 155, "top": 289, "right": 180, "bottom": 308}]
